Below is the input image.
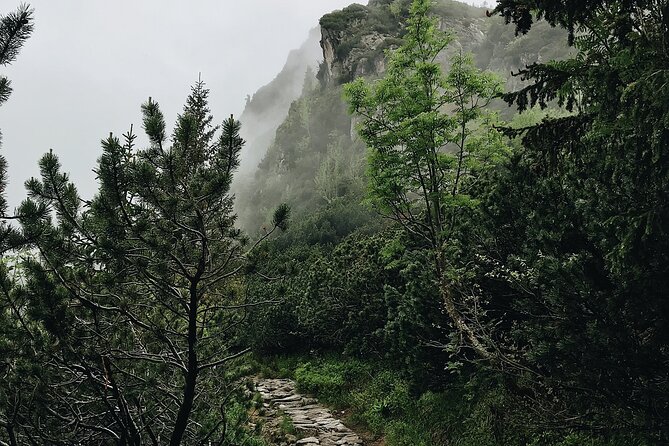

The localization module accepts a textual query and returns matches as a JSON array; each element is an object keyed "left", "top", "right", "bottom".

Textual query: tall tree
[
  {"left": 468, "top": 0, "right": 669, "bottom": 439},
  {"left": 0, "top": 5, "right": 35, "bottom": 446},
  {"left": 11, "top": 80, "right": 289, "bottom": 445},
  {"left": 345, "top": 0, "right": 506, "bottom": 359}
]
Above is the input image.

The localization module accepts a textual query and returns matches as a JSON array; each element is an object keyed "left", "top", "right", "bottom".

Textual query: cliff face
[
  {"left": 317, "top": 3, "right": 402, "bottom": 85},
  {"left": 317, "top": 0, "right": 571, "bottom": 89},
  {"left": 319, "top": 26, "right": 342, "bottom": 84},
  {"left": 234, "top": 0, "right": 572, "bottom": 232},
  {"left": 236, "top": 27, "right": 322, "bottom": 179}
]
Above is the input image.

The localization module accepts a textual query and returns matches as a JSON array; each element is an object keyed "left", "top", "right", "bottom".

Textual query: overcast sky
[{"left": 0, "top": 0, "right": 488, "bottom": 209}]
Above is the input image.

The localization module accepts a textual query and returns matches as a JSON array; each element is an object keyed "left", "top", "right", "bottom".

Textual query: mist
[
  {"left": 0, "top": 0, "right": 359, "bottom": 210},
  {"left": 0, "top": 0, "right": 490, "bottom": 211}
]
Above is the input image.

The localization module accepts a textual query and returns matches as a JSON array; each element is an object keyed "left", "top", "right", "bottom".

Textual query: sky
[{"left": 0, "top": 0, "right": 488, "bottom": 209}]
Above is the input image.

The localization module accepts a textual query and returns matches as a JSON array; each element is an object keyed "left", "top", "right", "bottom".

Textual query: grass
[
  {"left": 249, "top": 354, "right": 651, "bottom": 446},
  {"left": 279, "top": 413, "right": 296, "bottom": 436}
]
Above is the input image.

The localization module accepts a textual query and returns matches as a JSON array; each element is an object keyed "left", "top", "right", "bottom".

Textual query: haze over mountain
[
  {"left": 0, "top": 0, "right": 489, "bottom": 212},
  {"left": 0, "top": 0, "right": 359, "bottom": 209},
  {"left": 2, "top": 1, "right": 665, "bottom": 444}
]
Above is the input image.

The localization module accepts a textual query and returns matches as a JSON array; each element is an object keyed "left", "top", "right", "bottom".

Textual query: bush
[
  {"left": 320, "top": 4, "right": 369, "bottom": 32},
  {"left": 294, "top": 358, "right": 372, "bottom": 407},
  {"left": 350, "top": 370, "right": 412, "bottom": 434}
]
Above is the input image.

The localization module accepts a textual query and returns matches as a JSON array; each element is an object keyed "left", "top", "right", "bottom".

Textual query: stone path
[{"left": 254, "top": 378, "right": 364, "bottom": 446}]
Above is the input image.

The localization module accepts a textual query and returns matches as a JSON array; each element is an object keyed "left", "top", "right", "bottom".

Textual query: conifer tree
[
  {"left": 0, "top": 3, "right": 33, "bottom": 252},
  {"left": 476, "top": 0, "right": 669, "bottom": 439},
  {"left": 0, "top": 5, "right": 35, "bottom": 446},
  {"left": 13, "top": 80, "right": 289, "bottom": 444}
]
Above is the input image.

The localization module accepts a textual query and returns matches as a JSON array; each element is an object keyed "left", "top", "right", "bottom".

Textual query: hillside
[
  {"left": 234, "top": 0, "right": 571, "bottom": 232},
  {"left": 236, "top": 27, "right": 323, "bottom": 179},
  {"left": 2, "top": 0, "right": 667, "bottom": 444}
]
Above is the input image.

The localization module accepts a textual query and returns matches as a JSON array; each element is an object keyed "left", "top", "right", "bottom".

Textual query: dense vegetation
[
  {"left": 244, "top": 0, "right": 669, "bottom": 444},
  {"left": 1, "top": 0, "right": 668, "bottom": 445}
]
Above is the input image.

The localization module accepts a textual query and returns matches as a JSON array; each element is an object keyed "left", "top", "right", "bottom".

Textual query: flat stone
[
  {"left": 253, "top": 377, "right": 364, "bottom": 445},
  {"left": 275, "top": 394, "right": 303, "bottom": 402}
]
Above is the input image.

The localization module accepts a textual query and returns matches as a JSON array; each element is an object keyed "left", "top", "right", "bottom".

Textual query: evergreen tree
[
  {"left": 0, "top": 6, "right": 35, "bottom": 446},
  {"left": 11, "top": 80, "right": 289, "bottom": 445},
  {"left": 469, "top": 0, "right": 669, "bottom": 439},
  {"left": 0, "top": 3, "right": 33, "bottom": 252}
]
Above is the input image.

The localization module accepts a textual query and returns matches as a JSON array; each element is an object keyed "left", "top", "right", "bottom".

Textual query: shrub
[
  {"left": 320, "top": 4, "right": 369, "bottom": 32},
  {"left": 294, "top": 359, "right": 371, "bottom": 407},
  {"left": 350, "top": 370, "right": 412, "bottom": 434}
]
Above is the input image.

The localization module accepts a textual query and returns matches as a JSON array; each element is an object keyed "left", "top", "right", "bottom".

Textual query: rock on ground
[{"left": 254, "top": 378, "right": 364, "bottom": 446}]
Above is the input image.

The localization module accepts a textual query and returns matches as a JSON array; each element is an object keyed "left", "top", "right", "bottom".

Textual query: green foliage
[
  {"left": 346, "top": 0, "right": 508, "bottom": 359},
  {"left": 0, "top": 3, "right": 33, "bottom": 254},
  {"left": 461, "top": 0, "right": 669, "bottom": 441},
  {"left": 279, "top": 413, "right": 296, "bottom": 436},
  {"left": 431, "top": 0, "right": 482, "bottom": 19},
  {"left": 319, "top": 1, "right": 405, "bottom": 80},
  {"left": 245, "top": 223, "right": 449, "bottom": 384},
  {"left": 238, "top": 0, "right": 572, "bottom": 235},
  {"left": 0, "top": 7, "right": 39, "bottom": 444},
  {"left": 314, "top": 132, "right": 365, "bottom": 204},
  {"left": 295, "top": 359, "right": 371, "bottom": 407},
  {"left": 272, "top": 202, "right": 291, "bottom": 231},
  {"left": 238, "top": 85, "right": 357, "bottom": 232},
  {"left": 263, "top": 355, "right": 636, "bottom": 446},
  {"left": 349, "top": 370, "right": 412, "bottom": 434},
  {"left": 0, "top": 80, "right": 281, "bottom": 445},
  {"left": 1, "top": 0, "right": 665, "bottom": 443},
  {"left": 244, "top": 0, "right": 669, "bottom": 442},
  {"left": 320, "top": 4, "right": 369, "bottom": 32},
  {"left": 0, "top": 4, "right": 33, "bottom": 106}
]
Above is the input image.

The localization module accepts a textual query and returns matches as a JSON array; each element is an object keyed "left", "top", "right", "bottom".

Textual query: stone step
[{"left": 253, "top": 377, "right": 366, "bottom": 446}]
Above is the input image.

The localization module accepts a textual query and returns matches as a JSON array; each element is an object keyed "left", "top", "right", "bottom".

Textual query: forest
[{"left": 1, "top": 0, "right": 668, "bottom": 445}]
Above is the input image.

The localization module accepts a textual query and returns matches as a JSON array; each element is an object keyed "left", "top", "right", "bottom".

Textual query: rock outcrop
[{"left": 233, "top": 0, "right": 572, "bottom": 231}]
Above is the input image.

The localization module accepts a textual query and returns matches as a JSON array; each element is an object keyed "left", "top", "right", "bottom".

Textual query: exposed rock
[
  {"left": 254, "top": 378, "right": 364, "bottom": 446},
  {"left": 320, "top": 27, "right": 344, "bottom": 85}
]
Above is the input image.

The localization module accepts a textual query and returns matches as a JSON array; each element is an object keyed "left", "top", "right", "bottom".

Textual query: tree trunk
[
  {"left": 6, "top": 424, "right": 17, "bottom": 446},
  {"left": 169, "top": 285, "right": 199, "bottom": 446},
  {"left": 440, "top": 277, "right": 492, "bottom": 360}
]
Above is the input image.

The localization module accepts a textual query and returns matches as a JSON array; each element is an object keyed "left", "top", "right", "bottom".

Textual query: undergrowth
[{"left": 249, "top": 355, "right": 650, "bottom": 446}]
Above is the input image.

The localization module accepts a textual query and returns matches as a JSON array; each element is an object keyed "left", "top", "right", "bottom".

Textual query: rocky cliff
[
  {"left": 317, "top": 0, "right": 570, "bottom": 89},
  {"left": 234, "top": 0, "right": 572, "bottom": 232},
  {"left": 236, "top": 27, "right": 323, "bottom": 179}
]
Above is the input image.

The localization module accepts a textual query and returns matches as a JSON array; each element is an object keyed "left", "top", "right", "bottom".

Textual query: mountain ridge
[{"left": 234, "top": 0, "right": 571, "bottom": 231}]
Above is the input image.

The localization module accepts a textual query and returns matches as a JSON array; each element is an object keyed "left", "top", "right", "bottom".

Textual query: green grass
[
  {"left": 250, "top": 355, "right": 650, "bottom": 446},
  {"left": 279, "top": 412, "right": 296, "bottom": 436}
]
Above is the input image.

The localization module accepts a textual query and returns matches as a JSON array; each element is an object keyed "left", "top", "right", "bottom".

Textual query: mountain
[
  {"left": 233, "top": 0, "right": 572, "bottom": 232},
  {"left": 236, "top": 27, "right": 323, "bottom": 179}
]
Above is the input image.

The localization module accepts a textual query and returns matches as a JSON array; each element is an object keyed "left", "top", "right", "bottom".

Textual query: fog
[{"left": 0, "top": 0, "right": 489, "bottom": 210}]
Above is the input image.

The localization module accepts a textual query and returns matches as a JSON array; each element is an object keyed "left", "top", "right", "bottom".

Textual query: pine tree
[
  {"left": 479, "top": 0, "right": 669, "bottom": 439},
  {"left": 0, "top": 6, "right": 35, "bottom": 446},
  {"left": 13, "top": 80, "right": 289, "bottom": 444},
  {"left": 0, "top": 3, "right": 33, "bottom": 252}
]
